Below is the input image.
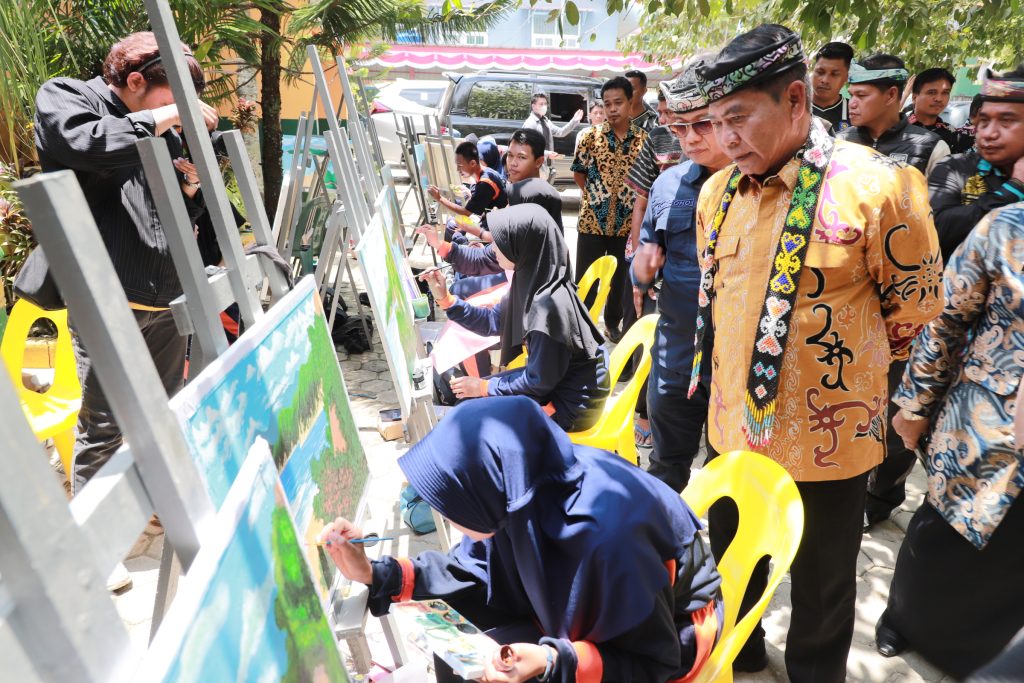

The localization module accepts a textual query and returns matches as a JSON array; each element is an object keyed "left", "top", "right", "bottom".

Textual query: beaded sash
[{"left": 689, "top": 122, "right": 835, "bottom": 448}]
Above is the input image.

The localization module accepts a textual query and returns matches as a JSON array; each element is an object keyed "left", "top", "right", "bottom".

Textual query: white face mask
[{"left": 536, "top": 105, "right": 548, "bottom": 117}]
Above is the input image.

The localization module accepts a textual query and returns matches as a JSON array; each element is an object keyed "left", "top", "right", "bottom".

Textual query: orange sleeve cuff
[
  {"left": 437, "top": 293, "right": 456, "bottom": 309},
  {"left": 480, "top": 379, "right": 490, "bottom": 395},
  {"left": 392, "top": 557, "right": 415, "bottom": 603},
  {"left": 572, "top": 641, "right": 603, "bottom": 683},
  {"left": 437, "top": 241, "right": 452, "bottom": 259}
]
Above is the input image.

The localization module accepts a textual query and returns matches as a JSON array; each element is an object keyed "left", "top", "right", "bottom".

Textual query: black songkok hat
[{"left": 697, "top": 25, "right": 805, "bottom": 103}]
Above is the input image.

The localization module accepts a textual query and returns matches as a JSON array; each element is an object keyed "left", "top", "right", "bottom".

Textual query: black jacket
[
  {"left": 34, "top": 76, "right": 206, "bottom": 307},
  {"left": 839, "top": 115, "right": 948, "bottom": 175},
  {"left": 928, "top": 150, "right": 1024, "bottom": 261}
]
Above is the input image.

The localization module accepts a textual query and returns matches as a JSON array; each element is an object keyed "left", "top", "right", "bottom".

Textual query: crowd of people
[
  {"left": 31, "top": 20, "right": 1024, "bottom": 683},
  {"left": 377, "top": 23, "right": 1024, "bottom": 683}
]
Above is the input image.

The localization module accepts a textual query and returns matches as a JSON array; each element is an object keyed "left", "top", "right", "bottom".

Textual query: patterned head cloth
[
  {"left": 661, "top": 54, "right": 715, "bottom": 113},
  {"left": 847, "top": 63, "right": 910, "bottom": 84},
  {"left": 980, "top": 68, "right": 1024, "bottom": 103},
  {"left": 697, "top": 25, "right": 806, "bottom": 103}
]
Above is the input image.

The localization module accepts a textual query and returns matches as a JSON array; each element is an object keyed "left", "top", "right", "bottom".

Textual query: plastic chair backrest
[
  {"left": 0, "top": 299, "right": 82, "bottom": 446},
  {"left": 682, "top": 451, "right": 805, "bottom": 683},
  {"left": 576, "top": 255, "right": 618, "bottom": 326},
  {"left": 567, "top": 314, "right": 658, "bottom": 465}
]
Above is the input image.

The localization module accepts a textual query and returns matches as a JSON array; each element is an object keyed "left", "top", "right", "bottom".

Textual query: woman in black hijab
[{"left": 422, "top": 203, "right": 609, "bottom": 431}]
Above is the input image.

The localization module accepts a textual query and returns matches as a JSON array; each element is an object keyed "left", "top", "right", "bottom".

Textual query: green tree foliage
[
  {"left": 270, "top": 502, "right": 350, "bottom": 682},
  {"left": 615, "top": 0, "right": 1023, "bottom": 72}
]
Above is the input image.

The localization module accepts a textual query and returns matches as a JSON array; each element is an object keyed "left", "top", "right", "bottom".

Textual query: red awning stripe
[{"left": 364, "top": 45, "right": 679, "bottom": 75}]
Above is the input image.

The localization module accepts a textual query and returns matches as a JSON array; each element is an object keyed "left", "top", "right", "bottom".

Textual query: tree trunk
[
  {"left": 235, "top": 62, "right": 263, "bottom": 192},
  {"left": 259, "top": 8, "right": 282, "bottom": 220}
]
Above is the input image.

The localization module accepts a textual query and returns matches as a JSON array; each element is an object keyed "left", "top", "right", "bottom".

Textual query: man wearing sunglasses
[{"left": 630, "top": 54, "right": 729, "bottom": 493}]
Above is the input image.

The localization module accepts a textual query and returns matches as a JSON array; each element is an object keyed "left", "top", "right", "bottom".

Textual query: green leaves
[
  {"left": 618, "top": 0, "right": 1021, "bottom": 73},
  {"left": 565, "top": 0, "right": 580, "bottom": 25}
]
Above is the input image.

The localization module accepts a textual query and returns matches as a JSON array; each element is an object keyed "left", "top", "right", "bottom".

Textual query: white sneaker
[{"left": 106, "top": 562, "right": 133, "bottom": 593}]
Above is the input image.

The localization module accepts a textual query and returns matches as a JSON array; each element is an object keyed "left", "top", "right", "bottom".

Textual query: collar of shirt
[
  {"left": 908, "top": 112, "right": 950, "bottom": 130},
  {"left": 85, "top": 76, "right": 130, "bottom": 115},
  {"left": 602, "top": 122, "right": 640, "bottom": 147},
  {"left": 977, "top": 157, "right": 1005, "bottom": 177}
]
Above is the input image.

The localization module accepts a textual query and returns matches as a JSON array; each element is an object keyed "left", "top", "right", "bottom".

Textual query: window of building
[
  {"left": 466, "top": 81, "right": 533, "bottom": 121},
  {"left": 455, "top": 32, "right": 488, "bottom": 47},
  {"left": 531, "top": 10, "right": 580, "bottom": 49}
]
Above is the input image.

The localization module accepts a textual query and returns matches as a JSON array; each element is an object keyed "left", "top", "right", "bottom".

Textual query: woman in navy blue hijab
[{"left": 320, "top": 397, "right": 723, "bottom": 682}]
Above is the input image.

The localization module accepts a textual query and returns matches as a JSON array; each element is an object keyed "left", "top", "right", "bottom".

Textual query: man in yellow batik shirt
[{"left": 688, "top": 25, "right": 942, "bottom": 682}]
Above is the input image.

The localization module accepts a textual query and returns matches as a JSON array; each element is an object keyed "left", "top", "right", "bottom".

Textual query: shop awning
[{"left": 362, "top": 44, "right": 679, "bottom": 76}]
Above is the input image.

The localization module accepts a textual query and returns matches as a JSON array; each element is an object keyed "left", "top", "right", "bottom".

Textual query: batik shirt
[
  {"left": 894, "top": 203, "right": 1024, "bottom": 548},
  {"left": 696, "top": 139, "right": 942, "bottom": 482},
  {"left": 572, "top": 123, "right": 647, "bottom": 237}
]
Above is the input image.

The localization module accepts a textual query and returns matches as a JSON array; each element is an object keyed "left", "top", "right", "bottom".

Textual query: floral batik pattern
[{"left": 894, "top": 203, "right": 1024, "bottom": 548}]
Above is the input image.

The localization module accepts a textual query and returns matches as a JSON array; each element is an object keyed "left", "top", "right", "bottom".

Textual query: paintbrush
[
  {"left": 305, "top": 536, "right": 393, "bottom": 548},
  {"left": 417, "top": 263, "right": 454, "bottom": 278}
]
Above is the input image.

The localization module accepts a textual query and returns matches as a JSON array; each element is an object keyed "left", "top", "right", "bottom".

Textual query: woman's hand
[
  {"left": 198, "top": 99, "right": 219, "bottom": 132},
  {"left": 450, "top": 375, "right": 487, "bottom": 399},
  {"left": 173, "top": 157, "right": 200, "bottom": 184},
  {"left": 892, "top": 410, "right": 929, "bottom": 451},
  {"left": 419, "top": 268, "right": 450, "bottom": 302},
  {"left": 480, "top": 643, "right": 551, "bottom": 683},
  {"left": 415, "top": 224, "right": 442, "bottom": 251},
  {"left": 317, "top": 517, "right": 373, "bottom": 585}
]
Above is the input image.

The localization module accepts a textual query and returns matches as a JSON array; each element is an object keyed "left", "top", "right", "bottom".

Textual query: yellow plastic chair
[
  {"left": 0, "top": 300, "right": 82, "bottom": 478},
  {"left": 567, "top": 313, "right": 658, "bottom": 465},
  {"left": 577, "top": 254, "right": 618, "bottom": 326},
  {"left": 682, "top": 451, "right": 805, "bottom": 683},
  {"left": 504, "top": 255, "right": 621, "bottom": 371}
]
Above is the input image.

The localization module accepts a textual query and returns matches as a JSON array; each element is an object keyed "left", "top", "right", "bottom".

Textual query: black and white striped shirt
[{"left": 34, "top": 76, "right": 205, "bottom": 307}]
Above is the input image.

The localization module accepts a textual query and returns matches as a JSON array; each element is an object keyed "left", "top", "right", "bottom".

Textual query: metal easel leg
[{"left": 148, "top": 541, "right": 181, "bottom": 643}]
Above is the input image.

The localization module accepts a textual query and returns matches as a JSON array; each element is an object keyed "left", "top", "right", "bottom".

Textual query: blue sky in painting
[
  {"left": 177, "top": 293, "right": 315, "bottom": 507},
  {"left": 163, "top": 455, "right": 289, "bottom": 683}
]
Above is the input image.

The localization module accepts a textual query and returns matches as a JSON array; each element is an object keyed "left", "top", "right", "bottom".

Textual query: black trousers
[
  {"left": 646, "top": 367, "right": 708, "bottom": 492},
  {"left": 865, "top": 358, "right": 918, "bottom": 523},
  {"left": 706, "top": 444, "right": 867, "bottom": 683},
  {"left": 70, "top": 308, "right": 187, "bottom": 494},
  {"left": 575, "top": 233, "right": 627, "bottom": 332},
  {"left": 886, "top": 498, "right": 1024, "bottom": 678}
]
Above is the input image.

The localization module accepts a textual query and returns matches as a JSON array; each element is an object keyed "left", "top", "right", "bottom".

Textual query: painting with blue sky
[
  {"left": 169, "top": 276, "right": 368, "bottom": 598},
  {"left": 137, "top": 442, "right": 349, "bottom": 683}
]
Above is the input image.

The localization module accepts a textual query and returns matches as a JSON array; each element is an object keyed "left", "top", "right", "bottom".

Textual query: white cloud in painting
[
  {"left": 235, "top": 569, "right": 275, "bottom": 683},
  {"left": 174, "top": 582, "right": 230, "bottom": 682}
]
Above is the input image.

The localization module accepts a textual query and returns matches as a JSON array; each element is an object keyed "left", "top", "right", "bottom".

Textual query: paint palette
[{"left": 391, "top": 600, "right": 498, "bottom": 680}]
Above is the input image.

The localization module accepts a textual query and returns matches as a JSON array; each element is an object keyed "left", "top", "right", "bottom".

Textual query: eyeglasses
[{"left": 667, "top": 119, "right": 714, "bottom": 136}]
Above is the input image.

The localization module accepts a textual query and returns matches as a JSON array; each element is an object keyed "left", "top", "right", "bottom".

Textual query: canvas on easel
[
  {"left": 135, "top": 441, "right": 350, "bottom": 682},
  {"left": 169, "top": 276, "right": 369, "bottom": 600},
  {"left": 355, "top": 214, "right": 420, "bottom": 418}
]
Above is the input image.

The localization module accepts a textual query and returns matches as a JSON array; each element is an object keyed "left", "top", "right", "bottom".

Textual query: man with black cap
[
  {"left": 691, "top": 24, "right": 941, "bottom": 681},
  {"left": 841, "top": 53, "right": 950, "bottom": 176},
  {"left": 630, "top": 54, "right": 728, "bottom": 492}
]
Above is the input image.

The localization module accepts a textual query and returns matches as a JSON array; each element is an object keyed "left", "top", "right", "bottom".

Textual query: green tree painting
[{"left": 271, "top": 501, "right": 350, "bottom": 682}]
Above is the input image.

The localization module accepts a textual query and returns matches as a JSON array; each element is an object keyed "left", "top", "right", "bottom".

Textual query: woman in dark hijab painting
[
  {"left": 320, "top": 398, "right": 723, "bottom": 682},
  {"left": 421, "top": 203, "right": 609, "bottom": 432}
]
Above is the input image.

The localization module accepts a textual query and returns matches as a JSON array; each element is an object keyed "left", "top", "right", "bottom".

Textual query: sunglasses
[{"left": 667, "top": 119, "right": 714, "bottom": 136}]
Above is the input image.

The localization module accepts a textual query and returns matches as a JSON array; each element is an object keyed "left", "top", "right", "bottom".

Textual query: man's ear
[
  {"left": 788, "top": 79, "right": 808, "bottom": 120},
  {"left": 125, "top": 71, "right": 147, "bottom": 93}
]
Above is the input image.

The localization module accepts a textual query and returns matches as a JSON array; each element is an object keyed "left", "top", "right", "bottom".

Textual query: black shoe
[
  {"left": 732, "top": 638, "right": 768, "bottom": 673},
  {"left": 863, "top": 510, "right": 891, "bottom": 533},
  {"left": 875, "top": 612, "right": 908, "bottom": 658}
]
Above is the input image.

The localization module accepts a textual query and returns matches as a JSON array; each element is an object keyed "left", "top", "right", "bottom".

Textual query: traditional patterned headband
[
  {"left": 847, "top": 63, "right": 909, "bottom": 84},
  {"left": 661, "top": 79, "right": 707, "bottom": 113},
  {"left": 980, "top": 69, "right": 1024, "bottom": 103},
  {"left": 697, "top": 33, "right": 806, "bottom": 103}
]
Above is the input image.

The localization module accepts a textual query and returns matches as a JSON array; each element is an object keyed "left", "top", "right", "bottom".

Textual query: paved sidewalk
[{"left": 108, "top": 182, "right": 953, "bottom": 681}]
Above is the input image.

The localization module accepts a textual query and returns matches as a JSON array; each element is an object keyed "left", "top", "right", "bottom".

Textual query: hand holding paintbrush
[{"left": 317, "top": 517, "right": 375, "bottom": 584}]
